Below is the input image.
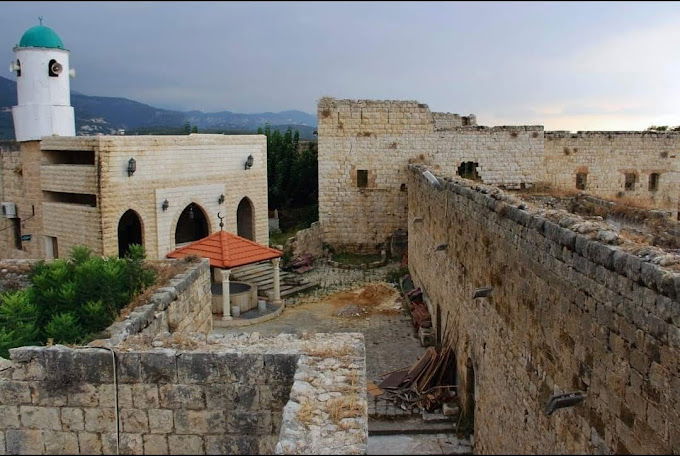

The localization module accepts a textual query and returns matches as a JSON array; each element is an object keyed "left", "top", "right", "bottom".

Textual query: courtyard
[{"left": 213, "top": 261, "right": 472, "bottom": 455}]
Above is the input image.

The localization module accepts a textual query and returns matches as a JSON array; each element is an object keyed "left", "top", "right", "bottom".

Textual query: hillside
[{"left": 0, "top": 76, "right": 317, "bottom": 139}]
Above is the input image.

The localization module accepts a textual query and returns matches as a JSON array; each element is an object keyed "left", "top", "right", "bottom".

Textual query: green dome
[{"left": 18, "top": 25, "right": 64, "bottom": 49}]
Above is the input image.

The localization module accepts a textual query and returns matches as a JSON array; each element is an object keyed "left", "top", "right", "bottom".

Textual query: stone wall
[
  {"left": 0, "top": 141, "right": 46, "bottom": 259},
  {"left": 37, "top": 134, "right": 269, "bottom": 260},
  {"left": 92, "top": 259, "right": 212, "bottom": 348},
  {"left": 543, "top": 131, "right": 680, "bottom": 216},
  {"left": 317, "top": 97, "right": 680, "bottom": 253},
  {"left": 407, "top": 165, "right": 679, "bottom": 454},
  {"left": 0, "top": 332, "right": 367, "bottom": 455},
  {"left": 318, "top": 97, "right": 544, "bottom": 252}
]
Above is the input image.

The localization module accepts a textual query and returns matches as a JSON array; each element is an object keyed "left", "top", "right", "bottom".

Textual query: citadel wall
[
  {"left": 317, "top": 97, "right": 543, "bottom": 252},
  {"left": 318, "top": 97, "right": 680, "bottom": 253},
  {"left": 407, "top": 165, "right": 679, "bottom": 453},
  {"left": 544, "top": 131, "right": 680, "bottom": 214}
]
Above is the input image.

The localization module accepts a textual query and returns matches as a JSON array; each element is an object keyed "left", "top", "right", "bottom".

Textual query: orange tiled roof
[{"left": 167, "top": 230, "right": 282, "bottom": 269}]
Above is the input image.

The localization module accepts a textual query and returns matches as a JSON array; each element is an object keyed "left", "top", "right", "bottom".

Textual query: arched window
[
  {"left": 118, "top": 210, "right": 143, "bottom": 257},
  {"left": 236, "top": 197, "right": 255, "bottom": 241},
  {"left": 175, "top": 203, "right": 209, "bottom": 245}
]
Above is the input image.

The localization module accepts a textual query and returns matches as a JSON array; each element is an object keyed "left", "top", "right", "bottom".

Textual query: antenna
[
  {"left": 39, "top": 16, "right": 44, "bottom": 26},
  {"left": 217, "top": 212, "right": 224, "bottom": 230}
]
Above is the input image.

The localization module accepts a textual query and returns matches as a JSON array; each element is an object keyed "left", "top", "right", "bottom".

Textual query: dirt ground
[{"left": 213, "top": 264, "right": 425, "bottom": 381}]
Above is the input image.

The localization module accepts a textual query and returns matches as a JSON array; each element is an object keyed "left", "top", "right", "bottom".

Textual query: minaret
[{"left": 9, "top": 19, "right": 75, "bottom": 142}]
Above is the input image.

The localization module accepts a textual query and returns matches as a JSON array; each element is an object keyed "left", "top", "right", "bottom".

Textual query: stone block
[
  {"left": 77, "top": 432, "right": 102, "bottom": 455},
  {"left": 119, "top": 433, "right": 144, "bottom": 455},
  {"left": 140, "top": 351, "right": 177, "bottom": 383},
  {"left": 72, "top": 349, "right": 114, "bottom": 383},
  {"left": 173, "top": 409, "right": 213, "bottom": 434},
  {"left": 60, "top": 408, "right": 84, "bottom": 432},
  {"left": 159, "top": 384, "right": 205, "bottom": 409},
  {"left": 120, "top": 408, "right": 149, "bottom": 433},
  {"left": 204, "top": 383, "right": 238, "bottom": 410},
  {"left": 115, "top": 352, "right": 141, "bottom": 383},
  {"left": 43, "top": 431, "right": 79, "bottom": 454},
  {"left": 5, "top": 429, "right": 43, "bottom": 454},
  {"left": 148, "top": 408, "right": 174, "bottom": 434},
  {"left": 0, "top": 381, "right": 31, "bottom": 405},
  {"left": 0, "top": 405, "right": 20, "bottom": 428},
  {"left": 167, "top": 435, "right": 204, "bottom": 455},
  {"left": 227, "top": 411, "right": 272, "bottom": 435},
  {"left": 84, "top": 408, "right": 115, "bottom": 433},
  {"left": 67, "top": 383, "right": 99, "bottom": 407},
  {"left": 144, "top": 434, "right": 169, "bottom": 455},
  {"left": 19, "top": 406, "right": 60, "bottom": 430},
  {"left": 132, "top": 384, "right": 159, "bottom": 409}
]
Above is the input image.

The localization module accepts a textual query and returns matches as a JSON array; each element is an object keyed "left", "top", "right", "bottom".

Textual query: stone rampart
[
  {"left": 0, "top": 332, "right": 367, "bottom": 455},
  {"left": 92, "top": 258, "right": 212, "bottom": 347},
  {"left": 407, "top": 164, "right": 679, "bottom": 453}
]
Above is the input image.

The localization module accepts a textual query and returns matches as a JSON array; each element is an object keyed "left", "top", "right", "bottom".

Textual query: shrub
[
  {"left": 0, "top": 290, "right": 39, "bottom": 358},
  {"left": 44, "top": 312, "right": 82, "bottom": 344},
  {"left": 0, "top": 244, "right": 158, "bottom": 357}
]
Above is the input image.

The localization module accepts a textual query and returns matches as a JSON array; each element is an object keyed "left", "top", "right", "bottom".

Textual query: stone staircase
[{"left": 230, "top": 261, "right": 317, "bottom": 299}]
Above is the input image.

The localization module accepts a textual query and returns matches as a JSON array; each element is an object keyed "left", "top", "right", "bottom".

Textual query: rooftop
[{"left": 167, "top": 230, "right": 282, "bottom": 269}]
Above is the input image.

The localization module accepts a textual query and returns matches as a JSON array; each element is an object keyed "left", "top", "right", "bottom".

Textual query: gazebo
[{"left": 167, "top": 230, "right": 283, "bottom": 320}]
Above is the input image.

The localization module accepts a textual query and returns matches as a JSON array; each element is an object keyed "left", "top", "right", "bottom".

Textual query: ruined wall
[
  {"left": 543, "top": 131, "right": 680, "bottom": 215},
  {"left": 92, "top": 259, "right": 212, "bottom": 347},
  {"left": 0, "top": 332, "right": 367, "bottom": 455},
  {"left": 0, "top": 345, "right": 296, "bottom": 455},
  {"left": 407, "top": 165, "right": 679, "bottom": 454},
  {"left": 317, "top": 97, "right": 543, "bottom": 252}
]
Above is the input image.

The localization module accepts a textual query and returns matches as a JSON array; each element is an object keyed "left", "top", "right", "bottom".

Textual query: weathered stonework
[
  {"left": 90, "top": 258, "right": 212, "bottom": 348},
  {"left": 407, "top": 165, "right": 679, "bottom": 454},
  {"left": 318, "top": 97, "right": 680, "bottom": 253},
  {"left": 0, "top": 332, "right": 367, "bottom": 455}
]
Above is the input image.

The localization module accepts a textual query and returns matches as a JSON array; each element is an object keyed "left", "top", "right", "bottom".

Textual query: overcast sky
[{"left": 2, "top": 1, "right": 680, "bottom": 130}]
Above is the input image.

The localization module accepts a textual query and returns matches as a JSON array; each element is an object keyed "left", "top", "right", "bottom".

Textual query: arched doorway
[
  {"left": 118, "top": 210, "right": 143, "bottom": 257},
  {"left": 175, "top": 203, "right": 209, "bottom": 245},
  {"left": 236, "top": 197, "right": 254, "bottom": 241}
]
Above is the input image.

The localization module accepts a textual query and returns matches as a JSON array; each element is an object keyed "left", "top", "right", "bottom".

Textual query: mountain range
[{"left": 0, "top": 76, "right": 317, "bottom": 139}]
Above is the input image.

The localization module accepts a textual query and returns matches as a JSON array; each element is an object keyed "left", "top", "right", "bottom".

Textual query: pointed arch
[
  {"left": 118, "top": 209, "right": 143, "bottom": 257},
  {"left": 175, "top": 202, "right": 209, "bottom": 245},
  {"left": 236, "top": 197, "right": 255, "bottom": 241}
]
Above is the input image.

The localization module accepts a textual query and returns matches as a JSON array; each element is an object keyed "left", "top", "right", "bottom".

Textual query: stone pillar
[
  {"left": 221, "top": 268, "right": 232, "bottom": 320},
  {"left": 272, "top": 257, "right": 282, "bottom": 305}
]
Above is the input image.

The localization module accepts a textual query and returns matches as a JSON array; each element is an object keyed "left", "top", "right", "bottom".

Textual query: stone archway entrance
[
  {"left": 175, "top": 203, "right": 209, "bottom": 245},
  {"left": 118, "top": 209, "right": 143, "bottom": 257},
  {"left": 236, "top": 197, "right": 255, "bottom": 241}
]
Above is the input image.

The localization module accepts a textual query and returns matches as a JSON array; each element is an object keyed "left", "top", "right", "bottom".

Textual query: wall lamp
[
  {"left": 435, "top": 243, "right": 448, "bottom": 251},
  {"left": 472, "top": 287, "right": 493, "bottom": 299},
  {"left": 218, "top": 194, "right": 225, "bottom": 204},
  {"left": 161, "top": 199, "right": 169, "bottom": 211},
  {"left": 244, "top": 155, "right": 254, "bottom": 170},
  {"left": 127, "top": 158, "right": 136, "bottom": 176},
  {"left": 545, "top": 392, "right": 586, "bottom": 416}
]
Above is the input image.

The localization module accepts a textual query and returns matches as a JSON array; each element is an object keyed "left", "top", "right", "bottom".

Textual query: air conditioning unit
[{"left": 1, "top": 202, "right": 17, "bottom": 219}]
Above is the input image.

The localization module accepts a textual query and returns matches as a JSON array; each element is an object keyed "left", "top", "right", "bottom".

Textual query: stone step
[{"left": 368, "top": 417, "right": 457, "bottom": 436}]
